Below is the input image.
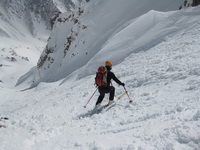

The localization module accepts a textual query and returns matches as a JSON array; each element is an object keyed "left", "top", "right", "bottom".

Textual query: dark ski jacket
[{"left": 105, "top": 66, "right": 123, "bottom": 87}]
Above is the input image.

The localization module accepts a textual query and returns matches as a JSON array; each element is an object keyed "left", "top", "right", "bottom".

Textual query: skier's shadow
[
  {"left": 77, "top": 103, "right": 118, "bottom": 119},
  {"left": 77, "top": 110, "right": 98, "bottom": 119}
]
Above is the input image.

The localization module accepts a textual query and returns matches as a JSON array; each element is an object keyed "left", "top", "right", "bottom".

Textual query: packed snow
[{"left": 0, "top": 1, "right": 200, "bottom": 150}]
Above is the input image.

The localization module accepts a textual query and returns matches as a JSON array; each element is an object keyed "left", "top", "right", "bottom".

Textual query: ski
[
  {"left": 79, "top": 91, "right": 132, "bottom": 118},
  {"left": 103, "top": 91, "right": 127, "bottom": 103},
  {"left": 101, "top": 101, "right": 116, "bottom": 110},
  {"left": 102, "top": 102, "right": 116, "bottom": 111},
  {"left": 78, "top": 102, "right": 116, "bottom": 118},
  {"left": 88, "top": 92, "right": 128, "bottom": 116},
  {"left": 92, "top": 102, "right": 116, "bottom": 115},
  {"left": 116, "top": 92, "right": 127, "bottom": 100}
]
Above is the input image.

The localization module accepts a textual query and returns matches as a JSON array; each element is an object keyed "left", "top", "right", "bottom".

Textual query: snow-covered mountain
[
  {"left": 0, "top": 0, "right": 76, "bottom": 31},
  {"left": 1, "top": 0, "right": 200, "bottom": 150},
  {"left": 16, "top": 0, "right": 185, "bottom": 89},
  {"left": 1, "top": 5, "right": 200, "bottom": 149},
  {"left": 0, "top": 0, "right": 80, "bottom": 88}
]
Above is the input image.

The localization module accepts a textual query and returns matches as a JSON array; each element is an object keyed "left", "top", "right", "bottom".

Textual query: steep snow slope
[
  {"left": 16, "top": 0, "right": 184, "bottom": 88},
  {"left": 0, "top": 1, "right": 49, "bottom": 88},
  {"left": 0, "top": 0, "right": 78, "bottom": 88},
  {"left": 0, "top": 6, "right": 49, "bottom": 88},
  {"left": 0, "top": 6, "right": 200, "bottom": 150}
]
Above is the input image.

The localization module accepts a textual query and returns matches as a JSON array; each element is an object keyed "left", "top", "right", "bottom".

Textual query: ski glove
[{"left": 121, "top": 83, "right": 125, "bottom": 86}]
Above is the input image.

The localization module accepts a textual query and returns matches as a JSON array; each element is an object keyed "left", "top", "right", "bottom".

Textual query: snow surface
[{"left": 1, "top": 1, "right": 200, "bottom": 150}]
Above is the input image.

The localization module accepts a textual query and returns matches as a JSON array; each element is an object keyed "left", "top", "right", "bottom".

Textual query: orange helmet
[{"left": 105, "top": 60, "right": 112, "bottom": 66}]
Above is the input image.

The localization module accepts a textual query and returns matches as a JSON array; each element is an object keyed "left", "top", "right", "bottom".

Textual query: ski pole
[
  {"left": 84, "top": 87, "right": 98, "bottom": 108},
  {"left": 123, "top": 86, "right": 133, "bottom": 103}
]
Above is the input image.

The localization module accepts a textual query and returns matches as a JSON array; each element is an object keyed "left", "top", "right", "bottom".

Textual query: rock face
[
  {"left": 0, "top": 0, "right": 77, "bottom": 31},
  {"left": 179, "top": 0, "right": 200, "bottom": 9}
]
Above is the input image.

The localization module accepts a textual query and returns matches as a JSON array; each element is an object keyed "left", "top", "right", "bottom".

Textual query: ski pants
[{"left": 96, "top": 86, "right": 115, "bottom": 105}]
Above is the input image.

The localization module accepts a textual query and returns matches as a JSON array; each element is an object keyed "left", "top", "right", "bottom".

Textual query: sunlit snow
[{"left": 0, "top": 1, "right": 200, "bottom": 150}]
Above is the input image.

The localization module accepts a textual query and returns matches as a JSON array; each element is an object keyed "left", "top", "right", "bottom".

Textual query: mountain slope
[
  {"left": 16, "top": 0, "right": 184, "bottom": 88},
  {"left": 0, "top": 0, "right": 79, "bottom": 88},
  {"left": 0, "top": 4, "right": 48, "bottom": 88},
  {"left": 0, "top": 6, "right": 200, "bottom": 150}
]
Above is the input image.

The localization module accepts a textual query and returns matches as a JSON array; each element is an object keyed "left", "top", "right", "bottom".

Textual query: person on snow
[{"left": 94, "top": 60, "right": 125, "bottom": 111}]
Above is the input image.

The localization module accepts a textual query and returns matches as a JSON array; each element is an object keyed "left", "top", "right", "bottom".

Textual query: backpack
[{"left": 95, "top": 66, "right": 108, "bottom": 87}]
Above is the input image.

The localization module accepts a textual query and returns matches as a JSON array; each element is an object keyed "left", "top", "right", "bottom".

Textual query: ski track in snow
[{"left": 0, "top": 19, "right": 200, "bottom": 150}]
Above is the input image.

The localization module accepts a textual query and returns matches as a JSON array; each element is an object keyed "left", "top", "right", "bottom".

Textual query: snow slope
[
  {"left": 16, "top": 0, "right": 185, "bottom": 88},
  {"left": 0, "top": 6, "right": 200, "bottom": 150},
  {"left": 0, "top": 0, "right": 77, "bottom": 88},
  {"left": 0, "top": 1, "right": 50, "bottom": 88}
]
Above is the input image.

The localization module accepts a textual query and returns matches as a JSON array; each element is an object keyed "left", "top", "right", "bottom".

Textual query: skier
[{"left": 94, "top": 60, "right": 125, "bottom": 111}]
